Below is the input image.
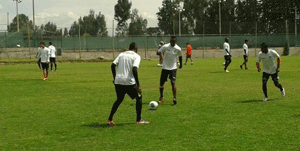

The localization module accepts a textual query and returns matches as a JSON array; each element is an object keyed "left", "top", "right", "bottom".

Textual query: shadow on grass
[
  {"left": 81, "top": 122, "right": 135, "bottom": 128},
  {"left": 237, "top": 98, "right": 279, "bottom": 103}
]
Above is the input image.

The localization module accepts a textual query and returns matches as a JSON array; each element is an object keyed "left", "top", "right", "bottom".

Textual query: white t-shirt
[
  {"left": 242, "top": 43, "right": 248, "bottom": 55},
  {"left": 49, "top": 45, "right": 56, "bottom": 58},
  {"left": 113, "top": 51, "right": 141, "bottom": 85},
  {"left": 158, "top": 43, "right": 182, "bottom": 70},
  {"left": 40, "top": 47, "right": 50, "bottom": 63},
  {"left": 223, "top": 42, "right": 231, "bottom": 56},
  {"left": 256, "top": 49, "right": 280, "bottom": 74}
]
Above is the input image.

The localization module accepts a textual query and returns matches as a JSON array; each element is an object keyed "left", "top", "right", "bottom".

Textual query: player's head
[
  {"left": 186, "top": 42, "right": 190, "bottom": 46},
  {"left": 261, "top": 42, "right": 268, "bottom": 54},
  {"left": 225, "top": 38, "right": 229, "bottom": 43},
  {"left": 160, "top": 41, "right": 164, "bottom": 45},
  {"left": 245, "top": 39, "right": 249, "bottom": 44},
  {"left": 49, "top": 42, "right": 52, "bottom": 45},
  {"left": 39, "top": 42, "right": 45, "bottom": 48},
  {"left": 129, "top": 42, "right": 138, "bottom": 52},
  {"left": 170, "top": 36, "right": 177, "bottom": 47}
]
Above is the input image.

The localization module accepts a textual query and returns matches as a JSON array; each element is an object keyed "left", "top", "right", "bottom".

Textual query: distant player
[
  {"left": 240, "top": 40, "right": 249, "bottom": 70},
  {"left": 49, "top": 42, "right": 57, "bottom": 71},
  {"left": 107, "top": 42, "right": 149, "bottom": 125},
  {"left": 157, "top": 36, "right": 182, "bottom": 105},
  {"left": 256, "top": 42, "right": 285, "bottom": 101},
  {"left": 184, "top": 42, "right": 193, "bottom": 65},
  {"left": 223, "top": 38, "right": 231, "bottom": 72},
  {"left": 157, "top": 41, "right": 164, "bottom": 67},
  {"left": 39, "top": 42, "right": 50, "bottom": 80},
  {"left": 36, "top": 46, "right": 42, "bottom": 70}
]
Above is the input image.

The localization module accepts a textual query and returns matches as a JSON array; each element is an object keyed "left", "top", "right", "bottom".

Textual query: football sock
[
  {"left": 108, "top": 98, "right": 124, "bottom": 121},
  {"left": 159, "top": 87, "right": 164, "bottom": 98},
  {"left": 262, "top": 83, "right": 268, "bottom": 98},
  {"left": 136, "top": 96, "right": 142, "bottom": 121}
]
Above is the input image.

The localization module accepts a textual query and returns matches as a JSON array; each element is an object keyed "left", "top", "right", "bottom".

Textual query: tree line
[{"left": 7, "top": 0, "right": 300, "bottom": 38}]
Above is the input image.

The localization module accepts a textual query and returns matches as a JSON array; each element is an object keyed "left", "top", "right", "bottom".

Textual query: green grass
[{"left": 1, "top": 55, "right": 300, "bottom": 150}]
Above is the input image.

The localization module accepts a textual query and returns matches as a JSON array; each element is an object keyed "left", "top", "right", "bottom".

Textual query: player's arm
[
  {"left": 244, "top": 49, "right": 247, "bottom": 55},
  {"left": 178, "top": 56, "right": 182, "bottom": 69},
  {"left": 132, "top": 66, "right": 141, "bottom": 94},
  {"left": 111, "top": 63, "right": 116, "bottom": 82},
  {"left": 157, "top": 46, "right": 164, "bottom": 55},
  {"left": 225, "top": 49, "right": 231, "bottom": 56},
  {"left": 256, "top": 62, "right": 261, "bottom": 72},
  {"left": 47, "top": 50, "right": 50, "bottom": 64},
  {"left": 276, "top": 56, "right": 281, "bottom": 72}
]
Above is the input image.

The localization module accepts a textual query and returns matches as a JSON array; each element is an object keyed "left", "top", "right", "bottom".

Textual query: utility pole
[
  {"left": 13, "top": 0, "right": 22, "bottom": 32},
  {"left": 33, "top": 0, "right": 35, "bottom": 30},
  {"left": 219, "top": 0, "right": 221, "bottom": 36}
]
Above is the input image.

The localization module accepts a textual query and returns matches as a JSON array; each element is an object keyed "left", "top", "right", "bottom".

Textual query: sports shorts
[{"left": 160, "top": 69, "right": 177, "bottom": 82}]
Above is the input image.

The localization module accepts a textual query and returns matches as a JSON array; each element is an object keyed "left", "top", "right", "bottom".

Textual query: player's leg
[
  {"left": 271, "top": 73, "right": 285, "bottom": 97},
  {"left": 224, "top": 56, "right": 231, "bottom": 71},
  {"left": 190, "top": 56, "right": 193, "bottom": 65},
  {"left": 108, "top": 85, "right": 126, "bottom": 121},
  {"left": 159, "top": 70, "right": 168, "bottom": 104},
  {"left": 170, "top": 69, "right": 177, "bottom": 105},
  {"left": 54, "top": 58, "right": 57, "bottom": 71},
  {"left": 262, "top": 72, "right": 270, "bottom": 100},
  {"left": 45, "top": 63, "right": 49, "bottom": 79},
  {"left": 37, "top": 58, "right": 41, "bottom": 70},
  {"left": 41, "top": 63, "right": 46, "bottom": 80}
]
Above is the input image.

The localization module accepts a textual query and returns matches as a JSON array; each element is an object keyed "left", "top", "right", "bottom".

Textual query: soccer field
[{"left": 1, "top": 56, "right": 300, "bottom": 150}]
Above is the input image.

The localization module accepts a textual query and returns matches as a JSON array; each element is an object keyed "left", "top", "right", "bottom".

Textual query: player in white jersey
[
  {"left": 157, "top": 36, "right": 182, "bottom": 105},
  {"left": 256, "top": 43, "right": 285, "bottom": 101},
  {"left": 39, "top": 42, "right": 50, "bottom": 80},
  {"left": 223, "top": 38, "right": 231, "bottom": 72},
  {"left": 240, "top": 40, "right": 249, "bottom": 70},
  {"left": 48, "top": 42, "right": 57, "bottom": 71},
  {"left": 107, "top": 42, "right": 149, "bottom": 125}
]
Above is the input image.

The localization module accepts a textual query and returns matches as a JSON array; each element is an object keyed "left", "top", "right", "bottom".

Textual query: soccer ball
[
  {"left": 222, "top": 62, "right": 225, "bottom": 66},
  {"left": 16, "top": 44, "right": 20, "bottom": 48},
  {"left": 149, "top": 101, "right": 158, "bottom": 110}
]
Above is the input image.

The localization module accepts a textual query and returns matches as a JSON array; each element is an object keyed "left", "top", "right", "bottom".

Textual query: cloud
[
  {"left": 141, "top": 12, "right": 156, "bottom": 20},
  {"left": 67, "top": 12, "right": 78, "bottom": 20},
  {"left": 35, "top": 12, "right": 60, "bottom": 19}
]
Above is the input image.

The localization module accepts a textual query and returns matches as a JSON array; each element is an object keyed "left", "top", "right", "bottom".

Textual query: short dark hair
[
  {"left": 129, "top": 42, "right": 136, "bottom": 50},
  {"left": 186, "top": 42, "right": 190, "bottom": 45},
  {"left": 261, "top": 42, "right": 268, "bottom": 49},
  {"left": 40, "top": 42, "right": 45, "bottom": 45},
  {"left": 245, "top": 39, "right": 249, "bottom": 43},
  {"left": 170, "top": 36, "right": 177, "bottom": 40},
  {"left": 49, "top": 42, "right": 52, "bottom": 45},
  {"left": 225, "top": 38, "right": 229, "bottom": 42}
]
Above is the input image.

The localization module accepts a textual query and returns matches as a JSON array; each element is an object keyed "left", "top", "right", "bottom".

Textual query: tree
[
  {"left": 8, "top": 14, "right": 35, "bottom": 32},
  {"left": 147, "top": 27, "right": 163, "bottom": 36},
  {"left": 63, "top": 28, "right": 69, "bottom": 37},
  {"left": 183, "top": 0, "right": 208, "bottom": 34},
  {"left": 69, "top": 10, "right": 108, "bottom": 37},
  {"left": 114, "top": 0, "right": 132, "bottom": 36},
  {"left": 128, "top": 9, "right": 148, "bottom": 35},
  {"left": 157, "top": 0, "right": 178, "bottom": 35},
  {"left": 40, "top": 22, "right": 61, "bottom": 37}
]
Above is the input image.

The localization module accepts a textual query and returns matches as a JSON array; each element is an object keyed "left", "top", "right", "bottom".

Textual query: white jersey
[
  {"left": 40, "top": 47, "right": 50, "bottom": 63},
  {"left": 49, "top": 45, "right": 56, "bottom": 58},
  {"left": 242, "top": 43, "right": 248, "bottom": 55},
  {"left": 223, "top": 42, "right": 231, "bottom": 56},
  {"left": 158, "top": 43, "right": 182, "bottom": 70},
  {"left": 256, "top": 49, "right": 280, "bottom": 74},
  {"left": 113, "top": 51, "right": 141, "bottom": 85}
]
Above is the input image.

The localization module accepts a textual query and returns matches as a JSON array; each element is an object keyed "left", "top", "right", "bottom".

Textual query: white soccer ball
[
  {"left": 149, "top": 101, "right": 158, "bottom": 110},
  {"left": 222, "top": 62, "right": 225, "bottom": 66},
  {"left": 16, "top": 44, "right": 20, "bottom": 48}
]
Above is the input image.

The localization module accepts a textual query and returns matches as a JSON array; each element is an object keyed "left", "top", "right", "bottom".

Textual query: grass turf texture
[{"left": 1, "top": 55, "right": 300, "bottom": 150}]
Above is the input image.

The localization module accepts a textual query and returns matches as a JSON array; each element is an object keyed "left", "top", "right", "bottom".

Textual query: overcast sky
[{"left": 0, "top": 0, "right": 163, "bottom": 35}]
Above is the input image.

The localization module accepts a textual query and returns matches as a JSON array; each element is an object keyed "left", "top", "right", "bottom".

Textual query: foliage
[
  {"left": 157, "top": 0, "right": 178, "bottom": 35},
  {"left": 114, "top": 0, "right": 132, "bottom": 36},
  {"left": 40, "top": 22, "right": 62, "bottom": 39},
  {"left": 8, "top": 14, "right": 36, "bottom": 32},
  {"left": 69, "top": 10, "right": 108, "bottom": 37},
  {"left": 128, "top": 9, "right": 148, "bottom": 35},
  {"left": 63, "top": 28, "right": 69, "bottom": 37}
]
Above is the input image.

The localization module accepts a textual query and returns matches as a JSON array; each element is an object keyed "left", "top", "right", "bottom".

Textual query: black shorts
[
  {"left": 224, "top": 55, "right": 231, "bottom": 61},
  {"left": 114, "top": 84, "right": 138, "bottom": 100},
  {"left": 186, "top": 54, "right": 192, "bottom": 58},
  {"left": 160, "top": 69, "right": 177, "bottom": 82},
  {"left": 243, "top": 55, "right": 248, "bottom": 61},
  {"left": 262, "top": 72, "right": 279, "bottom": 82},
  {"left": 50, "top": 57, "right": 56, "bottom": 63},
  {"left": 41, "top": 63, "right": 49, "bottom": 70}
]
